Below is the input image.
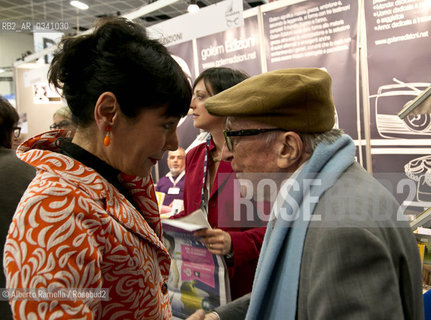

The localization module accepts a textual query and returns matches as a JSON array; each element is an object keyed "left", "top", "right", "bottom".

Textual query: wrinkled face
[
  {"left": 167, "top": 148, "right": 185, "bottom": 176},
  {"left": 109, "top": 106, "right": 180, "bottom": 177},
  {"left": 190, "top": 79, "right": 225, "bottom": 131},
  {"left": 52, "top": 114, "right": 74, "bottom": 131},
  {"left": 223, "top": 118, "right": 280, "bottom": 176},
  {"left": 222, "top": 118, "right": 284, "bottom": 202}
]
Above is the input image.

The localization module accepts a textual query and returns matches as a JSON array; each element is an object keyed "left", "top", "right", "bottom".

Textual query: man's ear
[
  {"left": 94, "top": 92, "right": 119, "bottom": 131},
  {"left": 276, "top": 132, "right": 304, "bottom": 169}
]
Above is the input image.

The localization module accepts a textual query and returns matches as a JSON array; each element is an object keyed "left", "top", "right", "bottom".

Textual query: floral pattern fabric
[{"left": 4, "top": 131, "right": 171, "bottom": 320}]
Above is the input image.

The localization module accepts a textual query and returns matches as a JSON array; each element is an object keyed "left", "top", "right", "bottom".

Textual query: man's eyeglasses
[
  {"left": 223, "top": 128, "right": 287, "bottom": 151},
  {"left": 13, "top": 127, "right": 21, "bottom": 138},
  {"left": 50, "top": 120, "right": 72, "bottom": 130}
]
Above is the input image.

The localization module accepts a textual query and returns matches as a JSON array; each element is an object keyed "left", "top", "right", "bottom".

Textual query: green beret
[{"left": 204, "top": 68, "right": 335, "bottom": 133}]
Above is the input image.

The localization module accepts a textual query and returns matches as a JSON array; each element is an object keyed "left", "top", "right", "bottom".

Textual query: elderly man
[
  {"left": 156, "top": 147, "right": 186, "bottom": 206},
  {"left": 188, "top": 68, "right": 423, "bottom": 319}
]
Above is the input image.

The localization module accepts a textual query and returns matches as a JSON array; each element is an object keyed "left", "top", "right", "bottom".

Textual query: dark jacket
[{"left": 0, "top": 146, "right": 35, "bottom": 319}]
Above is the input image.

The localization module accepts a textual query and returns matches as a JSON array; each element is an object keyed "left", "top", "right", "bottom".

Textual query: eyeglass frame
[
  {"left": 223, "top": 128, "right": 288, "bottom": 151},
  {"left": 13, "top": 126, "right": 21, "bottom": 138},
  {"left": 50, "top": 120, "right": 72, "bottom": 130}
]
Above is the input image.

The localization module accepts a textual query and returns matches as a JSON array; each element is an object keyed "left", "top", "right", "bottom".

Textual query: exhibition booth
[
  {"left": 14, "top": 0, "right": 431, "bottom": 212},
  {"left": 5, "top": 0, "right": 431, "bottom": 318}
]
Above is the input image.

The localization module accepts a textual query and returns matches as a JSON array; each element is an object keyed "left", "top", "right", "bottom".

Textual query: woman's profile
[{"left": 4, "top": 17, "right": 191, "bottom": 319}]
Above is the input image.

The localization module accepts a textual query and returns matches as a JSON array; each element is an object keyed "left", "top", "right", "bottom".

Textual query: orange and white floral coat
[{"left": 4, "top": 131, "right": 172, "bottom": 320}]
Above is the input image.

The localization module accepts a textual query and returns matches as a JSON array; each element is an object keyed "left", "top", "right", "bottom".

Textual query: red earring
[{"left": 104, "top": 126, "right": 111, "bottom": 146}]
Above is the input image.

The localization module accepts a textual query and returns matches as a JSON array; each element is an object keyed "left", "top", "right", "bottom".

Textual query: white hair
[
  {"left": 265, "top": 128, "right": 344, "bottom": 153},
  {"left": 299, "top": 129, "right": 344, "bottom": 153},
  {"left": 53, "top": 106, "right": 72, "bottom": 120}
]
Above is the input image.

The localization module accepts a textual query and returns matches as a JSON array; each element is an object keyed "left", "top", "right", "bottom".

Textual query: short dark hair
[
  {"left": 0, "top": 96, "right": 19, "bottom": 148},
  {"left": 48, "top": 17, "right": 192, "bottom": 127},
  {"left": 193, "top": 67, "right": 249, "bottom": 97}
]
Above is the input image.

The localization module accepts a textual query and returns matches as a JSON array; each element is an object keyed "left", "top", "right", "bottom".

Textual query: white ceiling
[{"left": 0, "top": 0, "right": 265, "bottom": 32}]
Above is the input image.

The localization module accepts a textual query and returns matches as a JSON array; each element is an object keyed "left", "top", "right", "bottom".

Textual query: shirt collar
[{"left": 58, "top": 138, "right": 137, "bottom": 208}]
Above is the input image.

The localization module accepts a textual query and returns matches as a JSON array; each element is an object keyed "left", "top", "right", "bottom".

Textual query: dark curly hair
[
  {"left": 193, "top": 67, "right": 249, "bottom": 96},
  {"left": 48, "top": 17, "right": 192, "bottom": 127}
]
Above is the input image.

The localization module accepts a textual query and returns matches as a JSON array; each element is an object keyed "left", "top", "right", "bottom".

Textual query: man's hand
[
  {"left": 194, "top": 228, "right": 232, "bottom": 255},
  {"left": 187, "top": 309, "right": 206, "bottom": 320},
  {"left": 186, "top": 309, "right": 220, "bottom": 320}
]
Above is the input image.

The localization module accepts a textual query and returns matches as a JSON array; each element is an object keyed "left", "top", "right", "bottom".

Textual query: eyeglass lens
[
  {"left": 223, "top": 131, "right": 233, "bottom": 151},
  {"left": 13, "top": 127, "right": 21, "bottom": 138},
  {"left": 50, "top": 120, "right": 71, "bottom": 130}
]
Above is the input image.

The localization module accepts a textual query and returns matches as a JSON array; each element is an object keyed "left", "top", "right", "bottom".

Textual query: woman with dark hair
[
  {"left": 178, "top": 68, "right": 266, "bottom": 300},
  {"left": 4, "top": 17, "right": 191, "bottom": 319},
  {"left": 0, "top": 96, "right": 34, "bottom": 320}
]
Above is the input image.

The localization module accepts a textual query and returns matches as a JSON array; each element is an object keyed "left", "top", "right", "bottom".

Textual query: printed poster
[
  {"left": 162, "top": 224, "right": 230, "bottom": 319},
  {"left": 196, "top": 16, "right": 262, "bottom": 76},
  {"left": 365, "top": 0, "right": 431, "bottom": 142},
  {"left": 365, "top": 0, "right": 431, "bottom": 217},
  {"left": 262, "top": 0, "right": 359, "bottom": 139}
]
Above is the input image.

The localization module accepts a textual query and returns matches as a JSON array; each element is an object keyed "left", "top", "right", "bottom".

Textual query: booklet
[
  {"left": 162, "top": 207, "right": 212, "bottom": 231},
  {"left": 155, "top": 191, "right": 166, "bottom": 212},
  {"left": 162, "top": 212, "right": 230, "bottom": 319}
]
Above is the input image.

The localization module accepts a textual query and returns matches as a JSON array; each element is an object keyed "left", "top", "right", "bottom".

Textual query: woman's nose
[
  {"left": 190, "top": 97, "right": 197, "bottom": 110},
  {"left": 165, "top": 131, "right": 179, "bottom": 151}
]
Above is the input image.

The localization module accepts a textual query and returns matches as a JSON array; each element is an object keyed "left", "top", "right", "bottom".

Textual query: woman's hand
[{"left": 194, "top": 228, "right": 232, "bottom": 255}]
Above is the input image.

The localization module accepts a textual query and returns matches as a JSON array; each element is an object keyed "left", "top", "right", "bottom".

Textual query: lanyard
[
  {"left": 201, "top": 135, "right": 212, "bottom": 209},
  {"left": 167, "top": 171, "right": 185, "bottom": 187}
]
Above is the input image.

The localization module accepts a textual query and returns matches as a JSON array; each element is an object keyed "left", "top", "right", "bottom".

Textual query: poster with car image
[
  {"left": 364, "top": 0, "right": 431, "bottom": 220},
  {"left": 365, "top": 0, "right": 431, "bottom": 141},
  {"left": 371, "top": 151, "right": 431, "bottom": 221},
  {"left": 262, "top": 0, "right": 359, "bottom": 139}
]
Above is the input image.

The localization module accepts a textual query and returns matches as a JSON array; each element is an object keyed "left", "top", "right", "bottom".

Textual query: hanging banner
[
  {"left": 365, "top": 0, "right": 431, "bottom": 215},
  {"left": 365, "top": 0, "right": 431, "bottom": 142},
  {"left": 371, "top": 150, "right": 431, "bottom": 217},
  {"left": 148, "top": 0, "right": 244, "bottom": 46},
  {"left": 168, "top": 40, "right": 197, "bottom": 84},
  {"left": 262, "top": 0, "right": 358, "bottom": 139},
  {"left": 33, "top": 32, "right": 63, "bottom": 64},
  {"left": 196, "top": 16, "right": 262, "bottom": 76}
]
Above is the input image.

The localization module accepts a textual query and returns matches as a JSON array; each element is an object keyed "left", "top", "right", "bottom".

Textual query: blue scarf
[{"left": 246, "top": 134, "right": 355, "bottom": 320}]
